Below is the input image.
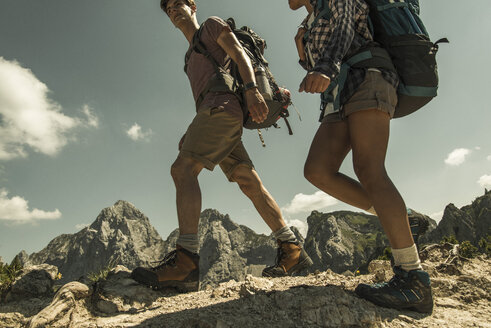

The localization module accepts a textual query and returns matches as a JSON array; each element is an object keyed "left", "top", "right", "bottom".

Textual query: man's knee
[{"left": 171, "top": 157, "right": 202, "bottom": 182}]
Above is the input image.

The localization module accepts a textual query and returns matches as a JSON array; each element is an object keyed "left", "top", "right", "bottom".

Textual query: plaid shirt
[{"left": 300, "top": 0, "right": 398, "bottom": 107}]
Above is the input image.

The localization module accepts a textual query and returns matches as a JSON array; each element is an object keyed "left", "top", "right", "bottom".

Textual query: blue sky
[{"left": 0, "top": 0, "right": 490, "bottom": 263}]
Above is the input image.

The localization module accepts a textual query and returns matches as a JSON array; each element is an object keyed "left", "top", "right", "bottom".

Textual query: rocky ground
[{"left": 0, "top": 244, "right": 489, "bottom": 328}]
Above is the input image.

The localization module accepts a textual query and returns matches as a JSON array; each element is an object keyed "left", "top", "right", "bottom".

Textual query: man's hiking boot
[
  {"left": 355, "top": 266, "right": 433, "bottom": 313},
  {"left": 262, "top": 240, "right": 313, "bottom": 277},
  {"left": 131, "top": 245, "right": 199, "bottom": 293}
]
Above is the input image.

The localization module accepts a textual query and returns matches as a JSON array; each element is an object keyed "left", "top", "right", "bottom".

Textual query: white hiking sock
[
  {"left": 177, "top": 234, "right": 199, "bottom": 254},
  {"left": 366, "top": 206, "right": 377, "bottom": 215},
  {"left": 392, "top": 244, "right": 423, "bottom": 272},
  {"left": 273, "top": 226, "right": 297, "bottom": 243}
]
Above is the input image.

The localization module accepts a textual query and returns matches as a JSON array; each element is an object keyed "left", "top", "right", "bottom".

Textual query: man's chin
[{"left": 172, "top": 17, "right": 187, "bottom": 28}]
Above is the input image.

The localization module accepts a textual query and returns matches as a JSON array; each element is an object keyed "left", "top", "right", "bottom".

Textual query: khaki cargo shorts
[
  {"left": 179, "top": 105, "right": 254, "bottom": 181},
  {"left": 323, "top": 69, "right": 398, "bottom": 123}
]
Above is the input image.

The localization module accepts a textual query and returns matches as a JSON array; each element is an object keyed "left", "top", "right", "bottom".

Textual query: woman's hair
[{"left": 160, "top": 0, "right": 196, "bottom": 13}]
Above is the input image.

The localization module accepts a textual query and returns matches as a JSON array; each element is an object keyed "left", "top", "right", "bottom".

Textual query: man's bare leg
[
  {"left": 230, "top": 165, "right": 286, "bottom": 232},
  {"left": 131, "top": 155, "right": 203, "bottom": 292},
  {"left": 171, "top": 156, "right": 204, "bottom": 235},
  {"left": 230, "top": 165, "right": 313, "bottom": 276}
]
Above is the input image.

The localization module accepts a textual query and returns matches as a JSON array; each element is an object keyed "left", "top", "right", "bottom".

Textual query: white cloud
[
  {"left": 282, "top": 191, "right": 338, "bottom": 215},
  {"left": 475, "top": 146, "right": 481, "bottom": 150},
  {"left": 478, "top": 175, "right": 491, "bottom": 188},
  {"left": 82, "top": 105, "right": 99, "bottom": 128},
  {"left": 0, "top": 57, "right": 97, "bottom": 160},
  {"left": 285, "top": 219, "right": 308, "bottom": 238},
  {"left": 75, "top": 223, "right": 89, "bottom": 230},
  {"left": 0, "top": 189, "right": 61, "bottom": 222},
  {"left": 429, "top": 210, "right": 444, "bottom": 223},
  {"left": 444, "top": 148, "right": 471, "bottom": 166},
  {"left": 126, "top": 123, "right": 153, "bottom": 141},
  {"left": 487, "top": 155, "right": 491, "bottom": 162}
]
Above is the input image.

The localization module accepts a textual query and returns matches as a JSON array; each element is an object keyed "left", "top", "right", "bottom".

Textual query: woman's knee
[
  {"left": 304, "top": 159, "right": 336, "bottom": 184},
  {"left": 353, "top": 157, "right": 387, "bottom": 188}
]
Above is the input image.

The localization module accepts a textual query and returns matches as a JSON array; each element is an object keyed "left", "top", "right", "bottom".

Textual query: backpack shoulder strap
[
  {"left": 184, "top": 24, "right": 222, "bottom": 74},
  {"left": 183, "top": 22, "right": 240, "bottom": 110}
]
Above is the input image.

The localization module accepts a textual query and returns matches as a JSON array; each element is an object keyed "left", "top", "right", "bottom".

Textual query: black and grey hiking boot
[
  {"left": 131, "top": 245, "right": 200, "bottom": 293},
  {"left": 262, "top": 240, "right": 313, "bottom": 277},
  {"left": 355, "top": 266, "right": 433, "bottom": 313}
]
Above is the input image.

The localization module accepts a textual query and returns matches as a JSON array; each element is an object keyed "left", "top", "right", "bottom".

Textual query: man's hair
[{"left": 160, "top": 0, "right": 196, "bottom": 13}]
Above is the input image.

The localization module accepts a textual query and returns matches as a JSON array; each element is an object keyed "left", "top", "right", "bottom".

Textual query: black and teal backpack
[{"left": 309, "top": 0, "right": 448, "bottom": 118}]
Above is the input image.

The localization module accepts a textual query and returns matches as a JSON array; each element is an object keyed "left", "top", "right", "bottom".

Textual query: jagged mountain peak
[
  {"left": 21, "top": 200, "right": 165, "bottom": 283},
  {"left": 199, "top": 208, "right": 241, "bottom": 232},
  {"left": 89, "top": 200, "right": 149, "bottom": 231}
]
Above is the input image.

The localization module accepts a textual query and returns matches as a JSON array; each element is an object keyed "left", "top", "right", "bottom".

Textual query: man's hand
[
  {"left": 178, "top": 134, "right": 186, "bottom": 151},
  {"left": 295, "top": 27, "right": 307, "bottom": 62},
  {"left": 299, "top": 71, "right": 331, "bottom": 93},
  {"left": 245, "top": 88, "right": 269, "bottom": 123}
]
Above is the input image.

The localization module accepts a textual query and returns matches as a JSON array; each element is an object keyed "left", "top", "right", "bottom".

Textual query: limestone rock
[
  {"left": 6, "top": 264, "right": 58, "bottom": 302},
  {"left": 27, "top": 282, "right": 91, "bottom": 328},
  {"left": 20, "top": 200, "right": 166, "bottom": 283},
  {"left": 426, "top": 203, "right": 476, "bottom": 242},
  {"left": 162, "top": 209, "right": 279, "bottom": 288},
  {"left": 422, "top": 190, "right": 491, "bottom": 245},
  {"left": 91, "top": 265, "right": 164, "bottom": 314},
  {"left": 1, "top": 243, "right": 490, "bottom": 327},
  {"left": 304, "top": 211, "right": 388, "bottom": 274},
  {"left": 14, "top": 250, "right": 31, "bottom": 268}
]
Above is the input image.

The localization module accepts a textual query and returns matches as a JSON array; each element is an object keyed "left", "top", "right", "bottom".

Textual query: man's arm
[
  {"left": 217, "top": 29, "right": 268, "bottom": 124},
  {"left": 300, "top": 0, "right": 358, "bottom": 93}
]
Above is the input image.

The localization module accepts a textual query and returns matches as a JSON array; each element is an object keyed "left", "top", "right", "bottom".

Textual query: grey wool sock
[
  {"left": 392, "top": 244, "right": 423, "bottom": 272},
  {"left": 176, "top": 234, "right": 199, "bottom": 254},
  {"left": 273, "top": 226, "right": 297, "bottom": 243}
]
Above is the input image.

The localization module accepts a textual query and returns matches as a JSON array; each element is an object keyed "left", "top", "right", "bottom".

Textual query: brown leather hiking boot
[
  {"left": 262, "top": 240, "right": 313, "bottom": 277},
  {"left": 131, "top": 245, "right": 200, "bottom": 292}
]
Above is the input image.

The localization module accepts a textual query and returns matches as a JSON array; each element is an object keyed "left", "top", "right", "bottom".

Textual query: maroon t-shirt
[{"left": 185, "top": 17, "right": 242, "bottom": 117}]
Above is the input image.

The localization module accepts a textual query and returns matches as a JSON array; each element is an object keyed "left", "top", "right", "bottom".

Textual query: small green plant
[
  {"left": 377, "top": 247, "right": 392, "bottom": 261},
  {"left": 0, "top": 257, "right": 23, "bottom": 298},
  {"left": 87, "top": 256, "right": 120, "bottom": 283},
  {"left": 477, "top": 235, "right": 491, "bottom": 255},
  {"left": 459, "top": 240, "right": 479, "bottom": 259},
  {"left": 440, "top": 235, "right": 459, "bottom": 245}
]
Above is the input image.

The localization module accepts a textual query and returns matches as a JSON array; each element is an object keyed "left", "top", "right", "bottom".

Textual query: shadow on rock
[{"left": 133, "top": 284, "right": 429, "bottom": 328}]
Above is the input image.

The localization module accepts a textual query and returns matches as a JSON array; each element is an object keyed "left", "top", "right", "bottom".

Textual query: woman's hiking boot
[
  {"left": 355, "top": 266, "right": 433, "bottom": 313},
  {"left": 262, "top": 240, "right": 313, "bottom": 277},
  {"left": 131, "top": 245, "right": 200, "bottom": 293}
]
